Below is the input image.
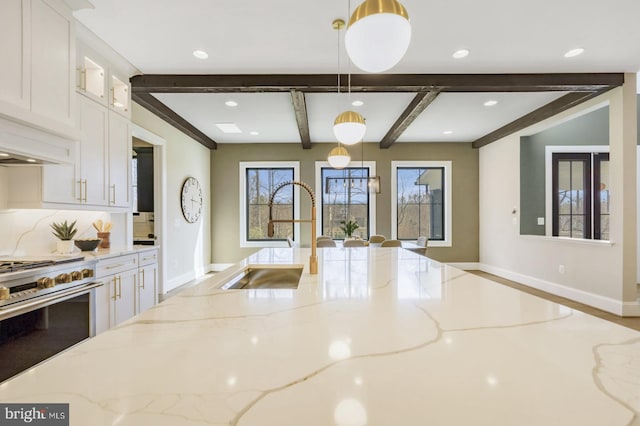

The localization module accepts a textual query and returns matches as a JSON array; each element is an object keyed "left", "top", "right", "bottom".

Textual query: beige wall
[
  {"left": 132, "top": 103, "right": 212, "bottom": 292},
  {"left": 211, "top": 142, "right": 479, "bottom": 264}
]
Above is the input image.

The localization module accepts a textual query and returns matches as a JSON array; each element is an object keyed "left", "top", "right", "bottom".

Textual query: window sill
[
  {"left": 240, "top": 241, "right": 290, "bottom": 249},
  {"left": 519, "top": 234, "right": 614, "bottom": 247}
]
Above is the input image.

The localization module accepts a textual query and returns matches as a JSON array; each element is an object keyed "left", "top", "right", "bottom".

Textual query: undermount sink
[{"left": 221, "top": 266, "right": 303, "bottom": 290}]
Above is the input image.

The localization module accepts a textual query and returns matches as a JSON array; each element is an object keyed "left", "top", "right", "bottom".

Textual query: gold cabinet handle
[
  {"left": 76, "top": 67, "right": 86, "bottom": 91},
  {"left": 117, "top": 276, "right": 122, "bottom": 299},
  {"left": 112, "top": 277, "right": 117, "bottom": 300},
  {"left": 110, "top": 184, "right": 116, "bottom": 205},
  {"left": 82, "top": 179, "right": 88, "bottom": 202},
  {"left": 77, "top": 179, "right": 83, "bottom": 202},
  {"left": 140, "top": 269, "right": 145, "bottom": 289}
]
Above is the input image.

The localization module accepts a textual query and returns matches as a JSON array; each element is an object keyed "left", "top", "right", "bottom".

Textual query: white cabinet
[
  {"left": 108, "top": 111, "right": 131, "bottom": 207},
  {"left": 0, "top": 0, "right": 30, "bottom": 112},
  {"left": 76, "top": 42, "right": 131, "bottom": 119},
  {"left": 0, "top": 0, "right": 76, "bottom": 137},
  {"left": 138, "top": 249, "right": 158, "bottom": 314},
  {"left": 94, "top": 249, "right": 159, "bottom": 335},
  {"left": 8, "top": 94, "right": 131, "bottom": 210},
  {"left": 95, "top": 253, "right": 138, "bottom": 333}
]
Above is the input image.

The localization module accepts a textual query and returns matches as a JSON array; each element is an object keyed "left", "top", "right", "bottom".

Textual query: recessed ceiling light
[
  {"left": 26, "top": 158, "right": 36, "bottom": 163},
  {"left": 225, "top": 100, "right": 238, "bottom": 107},
  {"left": 215, "top": 123, "right": 242, "bottom": 134},
  {"left": 443, "top": 130, "right": 453, "bottom": 135},
  {"left": 249, "top": 131, "right": 259, "bottom": 136},
  {"left": 0, "top": 153, "right": 8, "bottom": 157},
  {"left": 452, "top": 49, "right": 470, "bottom": 59},
  {"left": 351, "top": 100, "right": 364, "bottom": 107},
  {"left": 193, "top": 49, "right": 209, "bottom": 59},
  {"left": 483, "top": 100, "right": 498, "bottom": 107},
  {"left": 564, "top": 48, "right": 584, "bottom": 58}
]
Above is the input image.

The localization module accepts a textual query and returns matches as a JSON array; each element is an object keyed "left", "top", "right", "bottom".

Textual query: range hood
[{"left": 0, "top": 116, "right": 76, "bottom": 166}]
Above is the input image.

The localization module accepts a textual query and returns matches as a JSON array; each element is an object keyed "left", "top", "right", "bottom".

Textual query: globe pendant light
[
  {"left": 334, "top": 110, "right": 366, "bottom": 145},
  {"left": 327, "top": 146, "right": 351, "bottom": 169},
  {"left": 345, "top": 0, "right": 411, "bottom": 73}
]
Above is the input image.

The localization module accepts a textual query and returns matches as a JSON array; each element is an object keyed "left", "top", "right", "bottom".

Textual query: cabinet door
[
  {"left": 94, "top": 275, "right": 115, "bottom": 335},
  {"left": 79, "top": 96, "right": 108, "bottom": 206},
  {"left": 0, "top": 0, "right": 30, "bottom": 112},
  {"left": 30, "top": 0, "right": 74, "bottom": 127},
  {"left": 42, "top": 140, "right": 80, "bottom": 204},
  {"left": 108, "top": 111, "right": 131, "bottom": 208},
  {"left": 114, "top": 268, "right": 137, "bottom": 326},
  {"left": 138, "top": 264, "right": 157, "bottom": 314},
  {"left": 76, "top": 42, "right": 108, "bottom": 106}
]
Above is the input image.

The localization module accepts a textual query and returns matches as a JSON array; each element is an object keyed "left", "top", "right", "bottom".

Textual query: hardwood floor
[{"left": 468, "top": 270, "right": 640, "bottom": 332}]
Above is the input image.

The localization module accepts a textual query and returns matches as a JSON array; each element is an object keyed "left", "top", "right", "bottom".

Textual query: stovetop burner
[
  {"left": 0, "top": 260, "right": 55, "bottom": 273},
  {"left": 0, "top": 256, "right": 86, "bottom": 274}
]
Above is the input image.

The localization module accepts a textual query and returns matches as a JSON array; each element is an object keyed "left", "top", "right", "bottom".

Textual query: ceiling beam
[
  {"left": 380, "top": 91, "right": 441, "bottom": 149},
  {"left": 290, "top": 90, "right": 311, "bottom": 149},
  {"left": 132, "top": 93, "right": 217, "bottom": 150},
  {"left": 130, "top": 73, "right": 624, "bottom": 94},
  {"left": 472, "top": 90, "right": 610, "bottom": 149}
]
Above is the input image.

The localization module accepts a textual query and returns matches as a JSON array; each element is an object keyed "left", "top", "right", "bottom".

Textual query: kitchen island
[{"left": 1, "top": 247, "right": 639, "bottom": 425}]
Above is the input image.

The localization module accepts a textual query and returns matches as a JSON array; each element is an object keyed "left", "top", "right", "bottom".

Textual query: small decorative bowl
[{"left": 74, "top": 238, "right": 102, "bottom": 252}]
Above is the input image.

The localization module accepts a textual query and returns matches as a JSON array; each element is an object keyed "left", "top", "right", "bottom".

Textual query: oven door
[{"left": 0, "top": 282, "right": 102, "bottom": 383}]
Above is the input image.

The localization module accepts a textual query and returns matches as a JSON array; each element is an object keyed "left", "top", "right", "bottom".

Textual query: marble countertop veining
[{"left": 1, "top": 247, "right": 639, "bottom": 426}]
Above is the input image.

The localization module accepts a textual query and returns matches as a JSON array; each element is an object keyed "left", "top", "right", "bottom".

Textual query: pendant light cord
[{"left": 347, "top": 0, "right": 351, "bottom": 99}]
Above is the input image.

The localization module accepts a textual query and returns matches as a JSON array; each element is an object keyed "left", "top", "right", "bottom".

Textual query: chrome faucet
[{"left": 267, "top": 180, "right": 318, "bottom": 274}]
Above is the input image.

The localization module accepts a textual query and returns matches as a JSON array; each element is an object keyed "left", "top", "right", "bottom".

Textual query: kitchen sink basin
[{"left": 221, "top": 266, "right": 303, "bottom": 290}]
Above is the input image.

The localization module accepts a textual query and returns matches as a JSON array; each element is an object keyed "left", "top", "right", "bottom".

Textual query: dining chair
[
  {"left": 343, "top": 239, "right": 366, "bottom": 247},
  {"left": 286, "top": 237, "right": 295, "bottom": 248},
  {"left": 380, "top": 239, "right": 402, "bottom": 247},
  {"left": 316, "top": 239, "right": 337, "bottom": 247},
  {"left": 416, "top": 236, "right": 428, "bottom": 247},
  {"left": 369, "top": 235, "right": 386, "bottom": 244},
  {"left": 317, "top": 235, "right": 332, "bottom": 241}
]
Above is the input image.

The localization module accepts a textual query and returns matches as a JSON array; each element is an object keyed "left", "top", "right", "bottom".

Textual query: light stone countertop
[
  {"left": 79, "top": 245, "right": 160, "bottom": 261},
  {"left": 1, "top": 247, "right": 639, "bottom": 426}
]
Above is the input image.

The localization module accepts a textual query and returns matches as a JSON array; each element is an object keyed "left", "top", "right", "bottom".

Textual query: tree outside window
[
  {"left": 396, "top": 167, "right": 444, "bottom": 241},
  {"left": 246, "top": 168, "right": 294, "bottom": 241},
  {"left": 321, "top": 168, "right": 370, "bottom": 239}
]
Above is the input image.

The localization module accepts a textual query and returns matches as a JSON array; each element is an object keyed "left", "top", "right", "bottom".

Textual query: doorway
[{"left": 130, "top": 124, "right": 167, "bottom": 294}]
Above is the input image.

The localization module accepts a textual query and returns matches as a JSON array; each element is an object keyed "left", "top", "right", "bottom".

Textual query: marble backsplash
[{"left": 0, "top": 209, "right": 127, "bottom": 256}]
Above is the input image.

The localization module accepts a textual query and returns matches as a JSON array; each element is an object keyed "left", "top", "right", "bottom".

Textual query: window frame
[
  {"left": 315, "top": 161, "right": 377, "bottom": 239},
  {"left": 544, "top": 145, "right": 609, "bottom": 240},
  {"left": 391, "top": 161, "right": 452, "bottom": 247},
  {"left": 239, "top": 161, "right": 300, "bottom": 248}
]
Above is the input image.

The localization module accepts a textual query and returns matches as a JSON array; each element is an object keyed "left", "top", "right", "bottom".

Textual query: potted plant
[
  {"left": 50, "top": 220, "right": 78, "bottom": 254},
  {"left": 340, "top": 220, "right": 360, "bottom": 240}
]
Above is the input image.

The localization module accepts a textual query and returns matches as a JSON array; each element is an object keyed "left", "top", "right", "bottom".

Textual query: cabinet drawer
[
  {"left": 138, "top": 249, "right": 158, "bottom": 267},
  {"left": 96, "top": 254, "right": 138, "bottom": 278}
]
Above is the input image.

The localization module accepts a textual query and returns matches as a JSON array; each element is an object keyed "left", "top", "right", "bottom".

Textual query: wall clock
[{"left": 181, "top": 177, "right": 202, "bottom": 223}]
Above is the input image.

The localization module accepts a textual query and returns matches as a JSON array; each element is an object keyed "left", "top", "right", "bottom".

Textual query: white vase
[{"left": 57, "top": 240, "right": 75, "bottom": 255}]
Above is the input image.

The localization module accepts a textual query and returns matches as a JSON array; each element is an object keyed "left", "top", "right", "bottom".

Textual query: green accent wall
[
  {"left": 211, "top": 142, "right": 479, "bottom": 264},
  {"left": 520, "top": 106, "right": 609, "bottom": 235}
]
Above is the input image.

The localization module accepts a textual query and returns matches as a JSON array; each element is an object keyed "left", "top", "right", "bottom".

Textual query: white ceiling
[{"left": 74, "top": 0, "right": 640, "bottom": 145}]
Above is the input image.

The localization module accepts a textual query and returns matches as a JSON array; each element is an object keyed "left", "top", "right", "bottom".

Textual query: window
[
  {"left": 239, "top": 162, "right": 299, "bottom": 247},
  {"left": 391, "top": 161, "right": 452, "bottom": 247},
  {"left": 551, "top": 152, "right": 609, "bottom": 239},
  {"left": 315, "top": 162, "right": 377, "bottom": 239}
]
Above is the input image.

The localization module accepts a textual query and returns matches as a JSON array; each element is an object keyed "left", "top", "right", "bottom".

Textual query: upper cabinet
[
  {"left": 0, "top": 0, "right": 76, "bottom": 138},
  {"left": 76, "top": 42, "right": 131, "bottom": 119}
]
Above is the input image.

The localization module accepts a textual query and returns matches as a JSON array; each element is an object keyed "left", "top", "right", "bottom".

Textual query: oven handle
[{"left": 0, "top": 282, "right": 103, "bottom": 321}]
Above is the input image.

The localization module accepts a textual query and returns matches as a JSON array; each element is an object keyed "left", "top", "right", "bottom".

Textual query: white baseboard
[
  {"left": 446, "top": 262, "right": 480, "bottom": 270},
  {"left": 210, "top": 263, "right": 234, "bottom": 272},
  {"left": 478, "top": 263, "right": 639, "bottom": 317}
]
